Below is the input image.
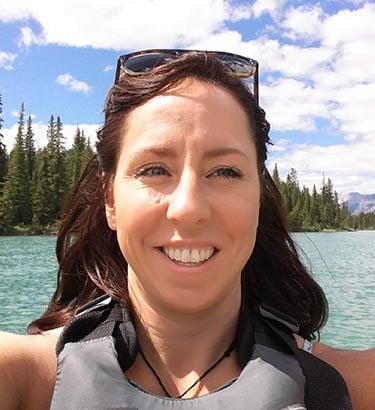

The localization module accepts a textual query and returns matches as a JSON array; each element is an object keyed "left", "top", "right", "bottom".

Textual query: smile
[{"left": 162, "top": 247, "right": 215, "bottom": 263}]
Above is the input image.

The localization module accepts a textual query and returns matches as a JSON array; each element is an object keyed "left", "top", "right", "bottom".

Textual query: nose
[{"left": 166, "top": 170, "right": 210, "bottom": 228}]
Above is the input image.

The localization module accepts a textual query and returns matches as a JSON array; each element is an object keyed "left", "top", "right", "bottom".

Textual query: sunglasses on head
[{"left": 115, "top": 49, "right": 259, "bottom": 104}]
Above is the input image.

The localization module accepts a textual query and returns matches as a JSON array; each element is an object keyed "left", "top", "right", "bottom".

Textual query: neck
[
  {"left": 135, "top": 301, "right": 239, "bottom": 364},
  {"left": 129, "top": 284, "right": 241, "bottom": 390}
]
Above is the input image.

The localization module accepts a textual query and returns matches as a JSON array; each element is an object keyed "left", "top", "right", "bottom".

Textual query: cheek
[
  {"left": 112, "top": 183, "right": 165, "bottom": 231},
  {"left": 236, "top": 204, "right": 259, "bottom": 241},
  {"left": 227, "top": 191, "right": 260, "bottom": 251},
  {"left": 226, "top": 186, "right": 260, "bottom": 225}
]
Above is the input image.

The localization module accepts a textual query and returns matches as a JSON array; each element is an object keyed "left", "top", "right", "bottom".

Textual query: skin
[
  {"left": 0, "top": 328, "right": 60, "bottom": 410},
  {"left": 0, "top": 78, "right": 373, "bottom": 408},
  {"left": 105, "top": 79, "right": 260, "bottom": 397}
]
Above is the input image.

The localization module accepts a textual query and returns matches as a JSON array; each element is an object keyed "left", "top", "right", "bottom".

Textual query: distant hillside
[{"left": 342, "top": 192, "right": 375, "bottom": 215}]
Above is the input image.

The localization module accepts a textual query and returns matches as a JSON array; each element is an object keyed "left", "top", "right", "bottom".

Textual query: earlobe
[
  {"left": 105, "top": 185, "right": 117, "bottom": 231},
  {"left": 105, "top": 204, "right": 117, "bottom": 231}
]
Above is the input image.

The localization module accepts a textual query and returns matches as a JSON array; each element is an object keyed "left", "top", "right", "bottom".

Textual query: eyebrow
[
  {"left": 132, "top": 147, "right": 177, "bottom": 159},
  {"left": 203, "top": 147, "right": 249, "bottom": 160},
  {"left": 132, "top": 146, "right": 249, "bottom": 159}
]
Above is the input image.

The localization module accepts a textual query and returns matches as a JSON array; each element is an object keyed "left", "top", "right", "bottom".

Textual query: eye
[
  {"left": 134, "top": 163, "right": 170, "bottom": 178},
  {"left": 210, "top": 166, "right": 243, "bottom": 179}
]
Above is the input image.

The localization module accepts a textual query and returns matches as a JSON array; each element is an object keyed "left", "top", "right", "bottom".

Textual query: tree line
[
  {"left": 272, "top": 164, "right": 375, "bottom": 231},
  {"left": 0, "top": 99, "right": 93, "bottom": 234},
  {"left": 0, "top": 95, "right": 374, "bottom": 234}
]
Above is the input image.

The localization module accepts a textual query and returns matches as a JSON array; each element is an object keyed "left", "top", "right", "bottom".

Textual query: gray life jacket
[{"left": 51, "top": 296, "right": 352, "bottom": 410}]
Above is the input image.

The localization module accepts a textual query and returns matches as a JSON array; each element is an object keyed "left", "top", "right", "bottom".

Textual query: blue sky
[{"left": 0, "top": 0, "right": 374, "bottom": 195}]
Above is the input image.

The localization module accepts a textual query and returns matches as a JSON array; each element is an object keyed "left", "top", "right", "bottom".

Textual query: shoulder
[
  {"left": 313, "top": 343, "right": 375, "bottom": 410},
  {"left": 297, "top": 336, "right": 375, "bottom": 410},
  {"left": 0, "top": 328, "right": 62, "bottom": 410}
]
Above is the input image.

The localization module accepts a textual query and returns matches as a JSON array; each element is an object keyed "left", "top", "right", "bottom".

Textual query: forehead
[{"left": 122, "top": 79, "right": 253, "bottom": 143}]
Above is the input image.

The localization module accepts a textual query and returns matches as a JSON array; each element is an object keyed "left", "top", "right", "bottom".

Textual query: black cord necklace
[{"left": 139, "top": 337, "right": 237, "bottom": 399}]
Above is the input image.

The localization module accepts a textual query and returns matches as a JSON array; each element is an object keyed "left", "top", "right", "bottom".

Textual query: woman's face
[{"left": 106, "top": 79, "right": 260, "bottom": 316}]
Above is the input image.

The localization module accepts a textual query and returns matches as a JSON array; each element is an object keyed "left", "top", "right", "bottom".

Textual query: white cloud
[
  {"left": 0, "top": 51, "right": 17, "bottom": 69},
  {"left": 247, "top": 38, "right": 335, "bottom": 79},
  {"left": 0, "top": 0, "right": 243, "bottom": 50},
  {"left": 281, "top": 5, "right": 325, "bottom": 42},
  {"left": 261, "top": 78, "right": 330, "bottom": 131},
  {"left": 2, "top": 122, "right": 99, "bottom": 151},
  {"left": 1, "top": 1, "right": 373, "bottom": 193},
  {"left": 103, "top": 64, "right": 114, "bottom": 73},
  {"left": 252, "top": 0, "right": 287, "bottom": 19},
  {"left": 228, "top": 4, "right": 252, "bottom": 21},
  {"left": 257, "top": 3, "right": 375, "bottom": 145},
  {"left": 269, "top": 140, "right": 375, "bottom": 195},
  {"left": 321, "top": 3, "right": 375, "bottom": 48},
  {"left": 0, "top": 0, "right": 32, "bottom": 22},
  {"left": 330, "top": 83, "right": 375, "bottom": 141},
  {"left": 56, "top": 73, "right": 93, "bottom": 94},
  {"left": 17, "top": 26, "right": 46, "bottom": 48}
]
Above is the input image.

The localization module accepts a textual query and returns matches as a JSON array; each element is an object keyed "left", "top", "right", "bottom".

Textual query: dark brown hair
[{"left": 28, "top": 52, "right": 327, "bottom": 339}]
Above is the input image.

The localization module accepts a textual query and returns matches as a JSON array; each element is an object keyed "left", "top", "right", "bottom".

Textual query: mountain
[{"left": 342, "top": 192, "right": 375, "bottom": 215}]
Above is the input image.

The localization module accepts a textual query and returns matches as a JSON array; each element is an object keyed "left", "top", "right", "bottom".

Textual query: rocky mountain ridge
[{"left": 342, "top": 192, "right": 375, "bottom": 215}]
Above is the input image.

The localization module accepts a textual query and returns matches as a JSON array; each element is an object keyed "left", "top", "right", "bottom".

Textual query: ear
[{"left": 105, "top": 183, "right": 117, "bottom": 231}]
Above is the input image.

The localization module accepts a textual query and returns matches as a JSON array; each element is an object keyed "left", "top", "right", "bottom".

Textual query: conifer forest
[{"left": 0, "top": 95, "right": 374, "bottom": 234}]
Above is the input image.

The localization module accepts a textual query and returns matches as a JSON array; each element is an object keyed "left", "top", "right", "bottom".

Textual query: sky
[{"left": 0, "top": 0, "right": 374, "bottom": 196}]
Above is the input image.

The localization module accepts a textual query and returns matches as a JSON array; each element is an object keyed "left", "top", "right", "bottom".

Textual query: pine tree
[
  {"left": 25, "top": 115, "right": 36, "bottom": 181},
  {"left": 272, "top": 167, "right": 374, "bottom": 231},
  {"left": 0, "top": 103, "right": 32, "bottom": 224},
  {"left": 32, "top": 148, "right": 51, "bottom": 226},
  {"left": 320, "top": 177, "right": 335, "bottom": 228},
  {"left": 55, "top": 116, "right": 67, "bottom": 213},
  {"left": 282, "top": 168, "right": 301, "bottom": 230},
  {"left": 272, "top": 163, "right": 281, "bottom": 189},
  {"left": 67, "top": 127, "right": 87, "bottom": 187},
  {"left": 309, "top": 184, "right": 320, "bottom": 227},
  {"left": 300, "top": 186, "right": 311, "bottom": 229},
  {"left": 66, "top": 128, "right": 94, "bottom": 193},
  {"left": 44, "top": 115, "right": 67, "bottom": 223},
  {"left": 0, "top": 93, "right": 8, "bottom": 194}
]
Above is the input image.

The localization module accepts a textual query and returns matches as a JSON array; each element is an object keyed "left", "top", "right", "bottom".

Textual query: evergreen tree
[
  {"left": 25, "top": 115, "right": 36, "bottom": 181},
  {"left": 0, "top": 93, "right": 8, "bottom": 195},
  {"left": 272, "top": 163, "right": 281, "bottom": 189},
  {"left": 320, "top": 177, "right": 335, "bottom": 228},
  {"left": 309, "top": 184, "right": 320, "bottom": 227},
  {"left": 1, "top": 103, "right": 32, "bottom": 224},
  {"left": 55, "top": 116, "right": 68, "bottom": 212},
  {"left": 300, "top": 186, "right": 311, "bottom": 229},
  {"left": 32, "top": 148, "right": 51, "bottom": 226},
  {"left": 284, "top": 168, "right": 301, "bottom": 229},
  {"left": 285, "top": 168, "right": 300, "bottom": 212},
  {"left": 271, "top": 166, "right": 374, "bottom": 232},
  {"left": 67, "top": 127, "right": 87, "bottom": 187},
  {"left": 44, "top": 115, "right": 67, "bottom": 223}
]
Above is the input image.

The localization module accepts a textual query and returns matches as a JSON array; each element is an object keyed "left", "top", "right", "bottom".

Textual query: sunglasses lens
[
  {"left": 123, "top": 52, "right": 179, "bottom": 75},
  {"left": 213, "top": 53, "right": 256, "bottom": 78},
  {"left": 120, "top": 51, "right": 257, "bottom": 80}
]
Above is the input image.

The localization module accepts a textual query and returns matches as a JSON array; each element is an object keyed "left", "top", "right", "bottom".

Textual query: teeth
[{"left": 163, "top": 247, "right": 214, "bottom": 263}]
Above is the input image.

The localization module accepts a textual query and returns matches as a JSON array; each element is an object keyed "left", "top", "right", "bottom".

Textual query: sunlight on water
[
  {"left": 293, "top": 231, "right": 375, "bottom": 349},
  {"left": 0, "top": 232, "right": 374, "bottom": 350},
  {"left": 0, "top": 236, "right": 57, "bottom": 333}
]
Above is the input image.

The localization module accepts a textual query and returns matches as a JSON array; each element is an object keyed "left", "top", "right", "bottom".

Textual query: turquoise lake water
[{"left": 0, "top": 232, "right": 374, "bottom": 349}]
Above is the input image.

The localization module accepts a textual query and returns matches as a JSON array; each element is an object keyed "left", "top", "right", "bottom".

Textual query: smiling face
[{"left": 105, "top": 79, "right": 260, "bottom": 316}]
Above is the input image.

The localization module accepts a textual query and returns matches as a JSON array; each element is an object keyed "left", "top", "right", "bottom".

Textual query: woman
[{"left": 0, "top": 50, "right": 371, "bottom": 409}]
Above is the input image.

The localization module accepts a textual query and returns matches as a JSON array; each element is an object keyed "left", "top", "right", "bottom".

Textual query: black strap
[
  {"left": 261, "top": 312, "right": 353, "bottom": 410},
  {"left": 56, "top": 296, "right": 138, "bottom": 371},
  {"left": 57, "top": 298, "right": 353, "bottom": 409},
  {"left": 296, "top": 349, "right": 353, "bottom": 410}
]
